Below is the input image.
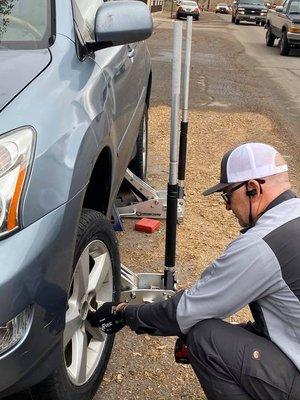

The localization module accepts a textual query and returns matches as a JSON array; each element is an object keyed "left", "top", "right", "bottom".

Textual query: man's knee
[{"left": 186, "top": 318, "right": 221, "bottom": 359}]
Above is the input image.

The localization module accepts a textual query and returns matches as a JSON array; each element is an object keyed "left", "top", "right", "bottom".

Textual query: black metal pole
[
  {"left": 164, "top": 183, "right": 178, "bottom": 289},
  {"left": 178, "top": 16, "right": 192, "bottom": 200},
  {"left": 178, "top": 120, "right": 188, "bottom": 198}
]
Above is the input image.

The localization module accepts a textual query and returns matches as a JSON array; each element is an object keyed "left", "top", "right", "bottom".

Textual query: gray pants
[{"left": 186, "top": 319, "right": 300, "bottom": 400}]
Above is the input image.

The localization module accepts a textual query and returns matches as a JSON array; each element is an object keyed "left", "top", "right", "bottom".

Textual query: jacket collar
[{"left": 241, "top": 190, "right": 298, "bottom": 234}]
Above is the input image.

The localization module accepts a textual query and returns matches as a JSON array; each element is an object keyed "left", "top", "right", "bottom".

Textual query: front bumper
[
  {"left": 287, "top": 31, "right": 300, "bottom": 45},
  {"left": 0, "top": 191, "right": 83, "bottom": 397},
  {"left": 237, "top": 13, "right": 266, "bottom": 22},
  {"left": 177, "top": 11, "right": 199, "bottom": 18}
]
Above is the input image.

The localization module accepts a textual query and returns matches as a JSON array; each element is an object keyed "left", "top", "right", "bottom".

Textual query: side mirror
[
  {"left": 275, "top": 5, "right": 284, "bottom": 11},
  {"left": 90, "top": 1, "right": 153, "bottom": 52}
]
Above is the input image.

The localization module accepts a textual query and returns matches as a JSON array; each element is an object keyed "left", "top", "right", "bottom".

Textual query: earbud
[{"left": 246, "top": 189, "right": 257, "bottom": 197}]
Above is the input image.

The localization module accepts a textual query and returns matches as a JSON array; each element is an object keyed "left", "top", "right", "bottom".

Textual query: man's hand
[{"left": 88, "top": 302, "right": 126, "bottom": 334}]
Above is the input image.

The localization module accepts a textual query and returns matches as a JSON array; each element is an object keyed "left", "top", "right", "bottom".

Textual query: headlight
[
  {"left": 239, "top": 11, "right": 245, "bottom": 14},
  {"left": 238, "top": 7, "right": 245, "bottom": 10},
  {"left": 289, "top": 24, "right": 300, "bottom": 33},
  {"left": 0, "top": 307, "right": 32, "bottom": 355},
  {"left": 0, "top": 127, "right": 35, "bottom": 238}
]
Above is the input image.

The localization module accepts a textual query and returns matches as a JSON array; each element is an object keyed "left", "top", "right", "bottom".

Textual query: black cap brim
[{"left": 202, "top": 182, "right": 230, "bottom": 196}]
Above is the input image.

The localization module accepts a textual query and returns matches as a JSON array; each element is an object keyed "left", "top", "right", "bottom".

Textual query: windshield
[
  {"left": 182, "top": 1, "right": 198, "bottom": 6},
  {"left": 289, "top": 0, "right": 300, "bottom": 13},
  {"left": 0, "top": 0, "right": 54, "bottom": 50}
]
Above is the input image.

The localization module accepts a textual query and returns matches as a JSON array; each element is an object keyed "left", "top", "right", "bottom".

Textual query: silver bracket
[
  {"left": 118, "top": 169, "right": 185, "bottom": 220},
  {"left": 121, "top": 264, "right": 176, "bottom": 304}
]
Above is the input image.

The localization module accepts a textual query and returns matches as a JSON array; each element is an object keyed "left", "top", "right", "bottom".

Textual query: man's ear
[{"left": 246, "top": 180, "right": 260, "bottom": 197}]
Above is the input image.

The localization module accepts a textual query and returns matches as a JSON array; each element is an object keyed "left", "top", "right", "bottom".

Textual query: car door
[
  {"left": 273, "top": 0, "right": 289, "bottom": 35},
  {"left": 72, "top": 0, "right": 142, "bottom": 158}
]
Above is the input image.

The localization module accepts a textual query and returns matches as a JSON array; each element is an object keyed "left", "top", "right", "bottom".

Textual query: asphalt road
[
  {"left": 151, "top": 11, "right": 300, "bottom": 149},
  {"left": 4, "top": 10, "right": 300, "bottom": 400},
  {"left": 220, "top": 13, "right": 300, "bottom": 142}
]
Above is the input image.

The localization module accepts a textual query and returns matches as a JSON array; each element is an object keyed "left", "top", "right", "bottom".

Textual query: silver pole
[
  {"left": 164, "top": 21, "right": 183, "bottom": 289},
  {"left": 169, "top": 21, "right": 182, "bottom": 186},
  {"left": 182, "top": 16, "right": 193, "bottom": 123}
]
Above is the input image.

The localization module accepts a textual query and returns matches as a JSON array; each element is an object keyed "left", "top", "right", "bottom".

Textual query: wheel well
[
  {"left": 146, "top": 72, "right": 152, "bottom": 109},
  {"left": 282, "top": 26, "right": 287, "bottom": 32},
  {"left": 82, "top": 147, "right": 112, "bottom": 216}
]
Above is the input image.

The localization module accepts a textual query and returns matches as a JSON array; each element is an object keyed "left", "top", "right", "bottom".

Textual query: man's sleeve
[
  {"left": 124, "top": 290, "right": 185, "bottom": 336},
  {"left": 124, "top": 232, "right": 282, "bottom": 336}
]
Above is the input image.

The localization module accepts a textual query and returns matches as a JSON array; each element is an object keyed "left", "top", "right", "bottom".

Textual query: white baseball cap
[{"left": 203, "top": 143, "right": 288, "bottom": 196}]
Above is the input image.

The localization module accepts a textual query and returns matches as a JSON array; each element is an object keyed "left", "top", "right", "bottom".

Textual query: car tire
[
  {"left": 256, "top": 20, "right": 260, "bottom": 25},
  {"left": 30, "top": 209, "right": 121, "bottom": 400},
  {"left": 231, "top": 15, "right": 235, "bottom": 22},
  {"left": 235, "top": 18, "right": 240, "bottom": 24},
  {"left": 280, "top": 30, "right": 290, "bottom": 56},
  {"left": 195, "top": 15, "right": 200, "bottom": 20},
  {"left": 261, "top": 20, "right": 265, "bottom": 26},
  {"left": 128, "top": 105, "right": 148, "bottom": 180},
  {"left": 266, "top": 25, "right": 275, "bottom": 47}
]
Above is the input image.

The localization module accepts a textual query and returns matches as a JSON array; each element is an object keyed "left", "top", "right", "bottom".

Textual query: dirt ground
[{"left": 98, "top": 106, "right": 300, "bottom": 399}]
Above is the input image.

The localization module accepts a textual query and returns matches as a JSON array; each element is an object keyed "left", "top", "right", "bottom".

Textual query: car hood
[
  {"left": 239, "top": 4, "right": 265, "bottom": 8},
  {"left": 0, "top": 49, "right": 51, "bottom": 113}
]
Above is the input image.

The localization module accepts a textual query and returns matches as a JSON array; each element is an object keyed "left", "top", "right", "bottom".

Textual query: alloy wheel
[{"left": 64, "top": 240, "right": 113, "bottom": 386}]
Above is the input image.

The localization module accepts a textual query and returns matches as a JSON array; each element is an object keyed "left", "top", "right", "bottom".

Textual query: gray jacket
[{"left": 124, "top": 191, "right": 300, "bottom": 370}]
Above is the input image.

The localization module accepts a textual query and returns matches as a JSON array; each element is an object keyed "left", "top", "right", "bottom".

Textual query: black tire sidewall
[
  {"left": 266, "top": 26, "right": 275, "bottom": 46},
  {"left": 31, "top": 209, "right": 121, "bottom": 400},
  {"left": 280, "top": 31, "right": 290, "bottom": 56}
]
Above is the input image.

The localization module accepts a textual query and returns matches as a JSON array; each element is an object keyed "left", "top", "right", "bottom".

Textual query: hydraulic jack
[{"left": 119, "top": 17, "right": 193, "bottom": 303}]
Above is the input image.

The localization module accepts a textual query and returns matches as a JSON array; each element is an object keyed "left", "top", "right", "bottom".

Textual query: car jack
[
  {"left": 119, "top": 17, "right": 193, "bottom": 300},
  {"left": 117, "top": 168, "right": 185, "bottom": 220},
  {"left": 120, "top": 264, "right": 176, "bottom": 303}
]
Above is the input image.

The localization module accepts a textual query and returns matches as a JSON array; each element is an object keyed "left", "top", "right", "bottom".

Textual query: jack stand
[
  {"left": 119, "top": 19, "right": 192, "bottom": 303},
  {"left": 121, "top": 264, "right": 177, "bottom": 304},
  {"left": 117, "top": 168, "right": 185, "bottom": 220}
]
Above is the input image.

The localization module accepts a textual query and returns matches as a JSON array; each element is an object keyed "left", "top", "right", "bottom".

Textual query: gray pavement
[{"left": 151, "top": 12, "right": 300, "bottom": 149}]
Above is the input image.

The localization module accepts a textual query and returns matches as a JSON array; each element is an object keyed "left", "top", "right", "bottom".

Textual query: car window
[
  {"left": 288, "top": 0, "right": 300, "bottom": 13},
  {"left": 73, "top": 0, "right": 103, "bottom": 41},
  {"left": 182, "top": 1, "right": 198, "bottom": 5},
  {"left": 0, "top": 0, "right": 54, "bottom": 49}
]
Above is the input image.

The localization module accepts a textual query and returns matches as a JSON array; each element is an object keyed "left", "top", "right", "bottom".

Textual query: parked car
[
  {"left": 0, "top": 0, "right": 152, "bottom": 399},
  {"left": 232, "top": 0, "right": 268, "bottom": 24},
  {"left": 265, "top": 0, "right": 300, "bottom": 55},
  {"left": 215, "top": 3, "right": 230, "bottom": 13},
  {"left": 176, "top": 0, "right": 200, "bottom": 20}
]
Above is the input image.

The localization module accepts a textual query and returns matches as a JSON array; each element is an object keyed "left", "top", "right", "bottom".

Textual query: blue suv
[{"left": 0, "top": 0, "right": 152, "bottom": 398}]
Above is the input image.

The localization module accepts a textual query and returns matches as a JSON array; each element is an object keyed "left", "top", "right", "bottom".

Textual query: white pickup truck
[{"left": 265, "top": 0, "right": 300, "bottom": 55}]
